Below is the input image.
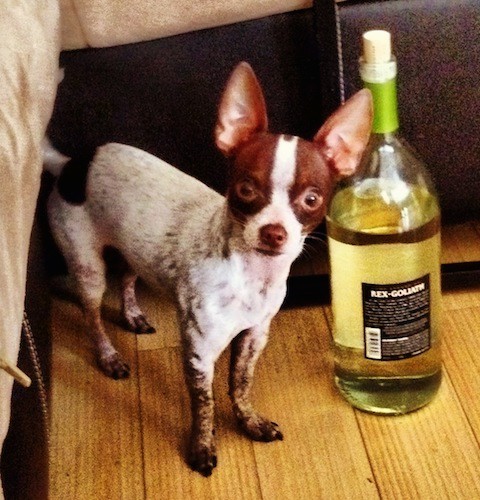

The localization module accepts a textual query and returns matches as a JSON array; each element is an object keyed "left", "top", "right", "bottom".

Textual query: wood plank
[
  {"left": 356, "top": 372, "right": 480, "bottom": 499},
  {"left": 252, "top": 307, "right": 379, "bottom": 499},
  {"left": 49, "top": 297, "right": 145, "bottom": 500},
  {"left": 442, "top": 307, "right": 480, "bottom": 440},
  {"left": 442, "top": 283, "right": 480, "bottom": 312},
  {"left": 441, "top": 221, "right": 480, "bottom": 263}
]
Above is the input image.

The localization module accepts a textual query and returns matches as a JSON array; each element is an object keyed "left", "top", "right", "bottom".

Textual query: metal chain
[
  {"left": 21, "top": 311, "right": 50, "bottom": 446},
  {"left": 334, "top": 1, "right": 346, "bottom": 104}
]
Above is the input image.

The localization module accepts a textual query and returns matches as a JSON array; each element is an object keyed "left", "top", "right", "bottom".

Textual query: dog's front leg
[
  {"left": 229, "top": 325, "right": 283, "bottom": 442},
  {"left": 182, "top": 328, "right": 218, "bottom": 476}
]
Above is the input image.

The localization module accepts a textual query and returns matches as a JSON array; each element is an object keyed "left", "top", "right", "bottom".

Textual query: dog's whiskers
[
  {"left": 230, "top": 213, "right": 247, "bottom": 228},
  {"left": 305, "top": 231, "right": 328, "bottom": 247}
]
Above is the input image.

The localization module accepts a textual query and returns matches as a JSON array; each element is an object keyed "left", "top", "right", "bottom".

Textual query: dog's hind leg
[
  {"left": 49, "top": 201, "right": 130, "bottom": 379},
  {"left": 120, "top": 270, "right": 156, "bottom": 334},
  {"left": 72, "top": 251, "right": 131, "bottom": 379}
]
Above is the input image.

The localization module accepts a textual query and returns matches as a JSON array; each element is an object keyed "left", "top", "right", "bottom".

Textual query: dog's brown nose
[{"left": 260, "top": 224, "right": 287, "bottom": 249}]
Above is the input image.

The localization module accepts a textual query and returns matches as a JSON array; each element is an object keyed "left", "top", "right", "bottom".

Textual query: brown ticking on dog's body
[{"left": 44, "top": 62, "right": 372, "bottom": 476}]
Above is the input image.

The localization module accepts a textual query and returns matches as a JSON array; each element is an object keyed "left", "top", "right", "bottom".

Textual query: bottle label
[{"left": 362, "top": 275, "right": 431, "bottom": 361}]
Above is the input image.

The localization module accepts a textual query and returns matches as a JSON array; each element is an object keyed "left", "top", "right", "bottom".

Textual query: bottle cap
[
  {"left": 360, "top": 30, "right": 397, "bottom": 84},
  {"left": 362, "top": 30, "right": 391, "bottom": 64},
  {"left": 359, "top": 30, "right": 399, "bottom": 133}
]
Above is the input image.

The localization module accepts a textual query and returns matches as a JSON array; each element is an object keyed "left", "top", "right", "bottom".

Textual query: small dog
[{"left": 45, "top": 62, "right": 372, "bottom": 476}]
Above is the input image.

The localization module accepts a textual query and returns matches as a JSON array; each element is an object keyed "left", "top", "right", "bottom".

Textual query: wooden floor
[{"left": 49, "top": 222, "right": 480, "bottom": 499}]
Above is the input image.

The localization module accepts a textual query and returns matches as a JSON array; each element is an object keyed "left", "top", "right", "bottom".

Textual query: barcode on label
[{"left": 365, "top": 327, "right": 382, "bottom": 360}]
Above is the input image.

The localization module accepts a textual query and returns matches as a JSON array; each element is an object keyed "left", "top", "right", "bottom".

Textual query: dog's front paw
[
  {"left": 239, "top": 415, "right": 284, "bottom": 442},
  {"left": 98, "top": 352, "right": 130, "bottom": 379},
  {"left": 187, "top": 440, "right": 217, "bottom": 477}
]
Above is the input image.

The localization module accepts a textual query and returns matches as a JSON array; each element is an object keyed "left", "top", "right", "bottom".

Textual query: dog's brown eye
[
  {"left": 236, "top": 180, "right": 258, "bottom": 202},
  {"left": 301, "top": 190, "right": 323, "bottom": 210}
]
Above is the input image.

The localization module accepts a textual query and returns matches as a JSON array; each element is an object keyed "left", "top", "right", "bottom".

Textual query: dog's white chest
[{"left": 180, "top": 253, "right": 288, "bottom": 340}]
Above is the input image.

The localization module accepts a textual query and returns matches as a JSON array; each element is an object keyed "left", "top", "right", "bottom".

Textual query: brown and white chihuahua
[{"left": 45, "top": 62, "right": 372, "bottom": 476}]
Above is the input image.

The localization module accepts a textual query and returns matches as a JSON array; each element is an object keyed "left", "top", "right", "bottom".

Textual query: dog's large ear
[
  {"left": 215, "top": 62, "right": 268, "bottom": 156},
  {"left": 313, "top": 89, "right": 373, "bottom": 178}
]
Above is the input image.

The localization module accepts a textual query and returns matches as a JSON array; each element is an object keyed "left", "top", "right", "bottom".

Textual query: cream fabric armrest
[
  {"left": 0, "top": 1, "right": 60, "bottom": 498},
  {"left": 60, "top": 0, "right": 313, "bottom": 50}
]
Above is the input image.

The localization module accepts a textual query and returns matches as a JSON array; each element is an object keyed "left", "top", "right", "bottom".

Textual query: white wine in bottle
[{"left": 327, "top": 30, "right": 442, "bottom": 414}]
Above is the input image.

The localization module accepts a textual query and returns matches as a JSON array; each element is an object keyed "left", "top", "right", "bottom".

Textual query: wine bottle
[{"left": 327, "top": 30, "right": 442, "bottom": 414}]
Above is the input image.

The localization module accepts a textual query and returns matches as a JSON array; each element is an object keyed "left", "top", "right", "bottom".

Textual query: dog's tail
[{"left": 42, "top": 136, "right": 70, "bottom": 177}]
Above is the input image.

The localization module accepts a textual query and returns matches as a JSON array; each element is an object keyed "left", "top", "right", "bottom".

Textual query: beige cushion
[
  {"left": 0, "top": 1, "right": 60, "bottom": 496},
  {"left": 60, "top": 0, "right": 313, "bottom": 50}
]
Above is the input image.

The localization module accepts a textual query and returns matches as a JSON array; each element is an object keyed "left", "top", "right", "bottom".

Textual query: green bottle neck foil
[{"left": 360, "top": 58, "right": 399, "bottom": 134}]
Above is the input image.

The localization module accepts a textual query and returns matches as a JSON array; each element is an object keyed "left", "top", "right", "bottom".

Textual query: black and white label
[{"left": 362, "top": 275, "right": 431, "bottom": 361}]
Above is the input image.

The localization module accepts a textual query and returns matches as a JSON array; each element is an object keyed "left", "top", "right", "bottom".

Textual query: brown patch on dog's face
[
  {"left": 226, "top": 133, "right": 278, "bottom": 222},
  {"left": 289, "top": 138, "right": 334, "bottom": 233},
  {"left": 226, "top": 134, "right": 334, "bottom": 234}
]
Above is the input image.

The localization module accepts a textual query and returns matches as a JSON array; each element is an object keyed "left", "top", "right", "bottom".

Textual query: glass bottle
[{"left": 327, "top": 30, "right": 442, "bottom": 414}]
